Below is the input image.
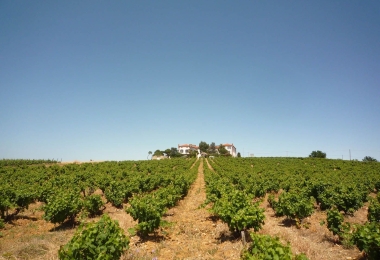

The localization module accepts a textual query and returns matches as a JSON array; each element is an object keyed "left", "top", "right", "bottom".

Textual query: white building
[
  {"left": 222, "top": 143, "right": 237, "bottom": 157},
  {"left": 178, "top": 143, "right": 237, "bottom": 157},
  {"left": 178, "top": 144, "right": 199, "bottom": 155}
]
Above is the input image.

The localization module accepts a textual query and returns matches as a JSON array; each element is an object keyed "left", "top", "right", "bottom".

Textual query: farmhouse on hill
[{"left": 178, "top": 143, "right": 237, "bottom": 157}]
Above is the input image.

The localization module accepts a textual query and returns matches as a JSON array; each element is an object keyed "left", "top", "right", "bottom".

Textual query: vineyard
[{"left": 0, "top": 157, "right": 379, "bottom": 259}]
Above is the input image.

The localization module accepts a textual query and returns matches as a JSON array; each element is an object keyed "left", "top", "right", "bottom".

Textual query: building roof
[
  {"left": 178, "top": 144, "right": 199, "bottom": 148},
  {"left": 179, "top": 143, "right": 234, "bottom": 147},
  {"left": 215, "top": 143, "right": 235, "bottom": 148}
]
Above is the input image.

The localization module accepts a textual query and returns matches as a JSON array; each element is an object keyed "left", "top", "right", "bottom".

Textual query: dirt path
[{"left": 127, "top": 159, "right": 243, "bottom": 260}]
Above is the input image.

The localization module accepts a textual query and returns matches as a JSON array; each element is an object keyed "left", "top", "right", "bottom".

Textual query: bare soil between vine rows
[{"left": 0, "top": 159, "right": 367, "bottom": 260}]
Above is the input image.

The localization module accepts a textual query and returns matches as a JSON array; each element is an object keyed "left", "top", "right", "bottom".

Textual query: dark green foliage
[
  {"left": 153, "top": 150, "right": 163, "bottom": 156},
  {"left": 43, "top": 190, "right": 82, "bottom": 224},
  {"left": 126, "top": 193, "right": 164, "bottom": 235},
  {"left": 326, "top": 208, "right": 344, "bottom": 236},
  {"left": 267, "top": 194, "right": 276, "bottom": 208},
  {"left": 37, "top": 183, "right": 56, "bottom": 203},
  {"left": 363, "top": 156, "right": 377, "bottom": 162},
  {"left": 0, "top": 158, "right": 198, "bottom": 224},
  {"left": 204, "top": 177, "right": 229, "bottom": 204},
  {"left": 0, "top": 185, "right": 14, "bottom": 218},
  {"left": 125, "top": 160, "right": 199, "bottom": 236},
  {"left": 83, "top": 194, "right": 104, "bottom": 216},
  {"left": 309, "top": 150, "right": 326, "bottom": 158},
  {"left": 209, "top": 142, "right": 217, "bottom": 154},
  {"left": 250, "top": 184, "right": 267, "bottom": 198},
  {"left": 155, "top": 185, "right": 182, "bottom": 208},
  {"left": 270, "top": 190, "right": 314, "bottom": 224},
  {"left": 218, "top": 144, "right": 229, "bottom": 156},
  {"left": 188, "top": 150, "right": 198, "bottom": 158},
  {"left": 294, "top": 254, "right": 310, "bottom": 260},
  {"left": 242, "top": 233, "right": 293, "bottom": 260},
  {"left": 199, "top": 141, "right": 209, "bottom": 153},
  {"left": 14, "top": 185, "right": 35, "bottom": 210},
  {"left": 169, "top": 147, "right": 182, "bottom": 157},
  {"left": 352, "top": 222, "right": 380, "bottom": 260},
  {"left": 212, "top": 190, "right": 265, "bottom": 232},
  {"left": 242, "top": 233, "right": 309, "bottom": 260},
  {"left": 105, "top": 181, "right": 125, "bottom": 208},
  {"left": 0, "top": 218, "right": 4, "bottom": 229},
  {"left": 162, "top": 147, "right": 182, "bottom": 157},
  {"left": 318, "top": 185, "right": 364, "bottom": 214},
  {"left": 0, "top": 159, "right": 58, "bottom": 167},
  {"left": 58, "top": 214, "right": 129, "bottom": 260},
  {"left": 2, "top": 182, "right": 39, "bottom": 215},
  {"left": 368, "top": 196, "right": 380, "bottom": 222}
]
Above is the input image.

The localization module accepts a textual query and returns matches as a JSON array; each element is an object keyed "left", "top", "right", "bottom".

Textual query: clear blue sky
[{"left": 1, "top": 1, "right": 379, "bottom": 161}]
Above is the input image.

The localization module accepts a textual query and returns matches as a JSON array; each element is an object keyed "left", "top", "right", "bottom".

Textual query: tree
[
  {"left": 309, "top": 150, "right": 326, "bottom": 158},
  {"left": 218, "top": 144, "right": 229, "bottom": 156},
  {"left": 170, "top": 147, "right": 182, "bottom": 157},
  {"left": 237, "top": 152, "right": 241, "bottom": 157},
  {"left": 363, "top": 156, "right": 377, "bottom": 162},
  {"left": 164, "top": 148, "right": 181, "bottom": 158},
  {"left": 164, "top": 149, "right": 172, "bottom": 157},
  {"left": 147, "top": 151, "right": 152, "bottom": 160},
  {"left": 199, "top": 141, "right": 209, "bottom": 153},
  {"left": 209, "top": 142, "right": 216, "bottom": 154},
  {"left": 188, "top": 150, "right": 197, "bottom": 158},
  {"left": 153, "top": 150, "right": 163, "bottom": 156}
]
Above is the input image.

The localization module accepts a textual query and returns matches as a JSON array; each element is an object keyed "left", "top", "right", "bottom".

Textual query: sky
[{"left": 1, "top": 0, "right": 379, "bottom": 161}]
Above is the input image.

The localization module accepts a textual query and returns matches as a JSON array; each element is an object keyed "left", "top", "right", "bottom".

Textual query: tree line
[{"left": 309, "top": 150, "right": 377, "bottom": 161}]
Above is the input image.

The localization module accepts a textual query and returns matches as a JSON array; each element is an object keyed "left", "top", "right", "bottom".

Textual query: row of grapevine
[
  {"left": 203, "top": 162, "right": 265, "bottom": 233},
  {"left": 126, "top": 159, "right": 200, "bottom": 235},
  {"left": 204, "top": 159, "right": 310, "bottom": 259},
  {"left": 207, "top": 157, "right": 380, "bottom": 258},
  {"left": 0, "top": 159, "right": 58, "bottom": 167},
  {"left": 1, "top": 157, "right": 200, "bottom": 259},
  {"left": 209, "top": 157, "right": 380, "bottom": 215},
  {"left": 324, "top": 194, "right": 380, "bottom": 259},
  {"left": 0, "top": 158, "right": 196, "bottom": 223}
]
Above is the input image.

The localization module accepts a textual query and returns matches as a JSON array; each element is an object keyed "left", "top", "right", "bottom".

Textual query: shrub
[
  {"left": 363, "top": 156, "right": 377, "bottom": 162},
  {"left": 58, "top": 214, "right": 129, "bottom": 260},
  {"left": 126, "top": 193, "right": 165, "bottom": 236},
  {"left": 368, "top": 197, "right": 380, "bottom": 222},
  {"left": 272, "top": 190, "right": 314, "bottom": 226},
  {"left": 352, "top": 222, "right": 380, "bottom": 260},
  {"left": 319, "top": 185, "right": 364, "bottom": 214},
  {"left": 14, "top": 185, "right": 36, "bottom": 210},
  {"left": 105, "top": 181, "right": 125, "bottom": 208},
  {"left": 327, "top": 208, "right": 344, "bottom": 236},
  {"left": 309, "top": 150, "right": 326, "bottom": 158},
  {"left": 212, "top": 190, "right": 265, "bottom": 232},
  {"left": 83, "top": 194, "right": 104, "bottom": 216},
  {"left": 326, "top": 208, "right": 352, "bottom": 245},
  {"left": 294, "top": 254, "right": 310, "bottom": 260},
  {"left": 0, "top": 185, "right": 15, "bottom": 218},
  {"left": 43, "top": 190, "right": 82, "bottom": 224},
  {"left": 242, "top": 233, "right": 293, "bottom": 260}
]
